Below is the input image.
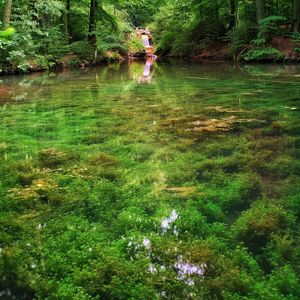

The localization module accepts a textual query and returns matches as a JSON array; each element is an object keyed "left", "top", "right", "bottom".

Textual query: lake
[{"left": 0, "top": 61, "right": 299, "bottom": 299}]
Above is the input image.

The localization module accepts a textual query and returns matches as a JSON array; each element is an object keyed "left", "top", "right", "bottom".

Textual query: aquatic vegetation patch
[
  {"left": 233, "top": 201, "right": 294, "bottom": 253},
  {"left": 37, "top": 148, "right": 79, "bottom": 169},
  {"left": 186, "top": 116, "right": 265, "bottom": 133},
  {"left": 88, "top": 153, "right": 120, "bottom": 168},
  {"left": 0, "top": 63, "right": 299, "bottom": 299},
  {"left": 162, "top": 186, "right": 203, "bottom": 198},
  {"left": 8, "top": 178, "right": 60, "bottom": 208}
]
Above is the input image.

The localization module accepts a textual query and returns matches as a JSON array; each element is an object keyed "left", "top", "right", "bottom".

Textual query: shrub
[
  {"left": 69, "top": 41, "right": 94, "bottom": 61},
  {"left": 243, "top": 47, "right": 284, "bottom": 61},
  {"left": 127, "top": 34, "right": 145, "bottom": 57},
  {"left": 228, "top": 25, "right": 256, "bottom": 55},
  {"left": 257, "top": 16, "right": 287, "bottom": 44}
]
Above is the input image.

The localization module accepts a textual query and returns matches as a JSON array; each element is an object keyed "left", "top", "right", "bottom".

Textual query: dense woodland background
[{"left": 0, "top": 0, "right": 300, "bottom": 73}]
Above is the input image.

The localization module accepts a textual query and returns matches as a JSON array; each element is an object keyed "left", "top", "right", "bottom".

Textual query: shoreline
[{"left": 0, "top": 53, "right": 299, "bottom": 77}]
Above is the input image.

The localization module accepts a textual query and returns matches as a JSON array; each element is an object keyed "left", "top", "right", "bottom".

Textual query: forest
[
  {"left": 0, "top": 0, "right": 300, "bottom": 73},
  {"left": 0, "top": 1, "right": 300, "bottom": 300}
]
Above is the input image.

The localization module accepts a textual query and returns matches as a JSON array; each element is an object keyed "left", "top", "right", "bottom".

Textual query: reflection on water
[
  {"left": 241, "top": 63, "right": 300, "bottom": 78},
  {"left": 1, "top": 62, "right": 300, "bottom": 104},
  {"left": 138, "top": 56, "right": 156, "bottom": 84}
]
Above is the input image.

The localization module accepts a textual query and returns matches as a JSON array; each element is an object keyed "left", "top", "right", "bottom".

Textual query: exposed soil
[
  {"left": 271, "top": 36, "right": 300, "bottom": 60},
  {"left": 192, "top": 37, "right": 300, "bottom": 62},
  {"left": 192, "top": 42, "right": 230, "bottom": 62}
]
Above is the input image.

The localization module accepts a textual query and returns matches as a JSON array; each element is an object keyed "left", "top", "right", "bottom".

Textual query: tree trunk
[
  {"left": 293, "top": 0, "right": 300, "bottom": 32},
  {"left": 229, "top": 0, "right": 237, "bottom": 31},
  {"left": 2, "top": 0, "right": 13, "bottom": 30},
  {"left": 88, "top": 0, "right": 98, "bottom": 45},
  {"left": 64, "top": 0, "right": 71, "bottom": 41},
  {"left": 255, "top": 0, "right": 265, "bottom": 22}
]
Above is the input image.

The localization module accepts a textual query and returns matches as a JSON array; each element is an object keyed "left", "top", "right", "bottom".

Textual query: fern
[
  {"left": 257, "top": 16, "right": 287, "bottom": 44},
  {"left": 243, "top": 47, "right": 284, "bottom": 61}
]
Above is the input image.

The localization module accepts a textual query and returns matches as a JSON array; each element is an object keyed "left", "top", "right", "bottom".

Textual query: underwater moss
[
  {"left": 0, "top": 62, "right": 299, "bottom": 299},
  {"left": 37, "top": 148, "right": 79, "bottom": 168}
]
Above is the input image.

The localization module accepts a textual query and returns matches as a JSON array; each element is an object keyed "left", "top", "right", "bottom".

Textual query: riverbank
[
  {"left": 1, "top": 37, "right": 299, "bottom": 76},
  {"left": 181, "top": 37, "right": 300, "bottom": 63}
]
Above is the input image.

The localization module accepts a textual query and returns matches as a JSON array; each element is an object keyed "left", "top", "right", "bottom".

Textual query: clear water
[{"left": 0, "top": 61, "right": 299, "bottom": 299}]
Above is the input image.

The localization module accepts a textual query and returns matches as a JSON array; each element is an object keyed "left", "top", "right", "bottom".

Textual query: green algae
[{"left": 0, "top": 62, "right": 299, "bottom": 299}]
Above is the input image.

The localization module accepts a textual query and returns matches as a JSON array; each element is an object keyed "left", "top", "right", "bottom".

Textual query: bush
[
  {"left": 69, "top": 41, "right": 94, "bottom": 61},
  {"left": 290, "top": 32, "right": 300, "bottom": 54},
  {"left": 127, "top": 34, "right": 145, "bottom": 56},
  {"left": 257, "top": 16, "right": 287, "bottom": 44},
  {"left": 228, "top": 25, "right": 256, "bottom": 55},
  {"left": 243, "top": 47, "right": 284, "bottom": 61}
]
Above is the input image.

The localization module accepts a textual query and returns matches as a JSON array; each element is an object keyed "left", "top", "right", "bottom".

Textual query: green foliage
[
  {"left": 290, "top": 32, "right": 300, "bottom": 53},
  {"left": 153, "top": 1, "right": 298, "bottom": 60},
  {"left": 0, "top": 0, "right": 298, "bottom": 71},
  {"left": 118, "top": 0, "right": 162, "bottom": 27},
  {"left": 228, "top": 26, "right": 256, "bottom": 55},
  {"left": 256, "top": 16, "right": 288, "bottom": 45},
  {"left": 0, "top": 1, "right": 135, "bottom": 73},
  {"left": 69, "top": 41, "right": 94, "bottom": 60},
  {"left": 234, "top": 202, "right": 294, "bottom": 253},
  {"left": 127, "top": 33, "right": 145, "bottom": 56},
  {"left": 0, "top": 27, "right": 15, "bottom": 40},
  {"left": 243, "top": 47, "right": 285, "bottom": 61}
]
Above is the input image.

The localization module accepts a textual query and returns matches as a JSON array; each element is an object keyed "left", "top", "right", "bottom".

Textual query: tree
[
  {"left": 88, "top": 0, "right": 98, "bottom": 46},
  {"left": 293, "top": 0, "right": 300, "bottom": 32},
  {"left": 229, "top": 0, "right": 237, "bottom": 31},
  {"left": 64, "top": 0, "right": 71, "bottom": 41},
  {"left": 255, "top": 0, "right": 265, "bottom": 22},
  {"left": 2, "top": 0, "right": 13, "bottom": 30}
]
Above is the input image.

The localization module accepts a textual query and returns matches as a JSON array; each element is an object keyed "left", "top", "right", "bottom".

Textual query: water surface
[{"left": 0, "top": 61, "right": 299, "bottom": 299}]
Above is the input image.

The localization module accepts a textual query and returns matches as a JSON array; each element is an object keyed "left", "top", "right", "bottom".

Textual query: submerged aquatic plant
[{"left": 0, "top": 62, "right": 299, "bottom": 299}]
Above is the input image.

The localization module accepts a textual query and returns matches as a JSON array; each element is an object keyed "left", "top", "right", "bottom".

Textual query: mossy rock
[
  {"left": 196, "top": 154, "right": 247, "bottom": 182},
  {"left": 13, "top": 161, "right": 38, "bottom": 186},
  {"left": 225, "top": 173, "right": 262, "bottom": 209},
  {"left": 285, "top": 123, "right": 300, "bottom": 135}
]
